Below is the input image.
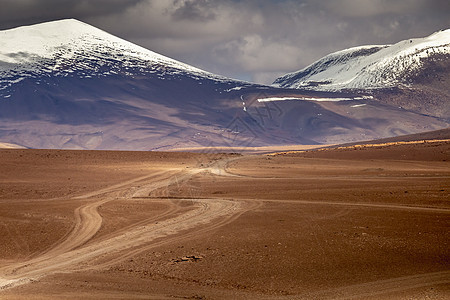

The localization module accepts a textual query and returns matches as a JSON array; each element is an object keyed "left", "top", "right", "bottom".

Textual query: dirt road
[
  {"left": 0, "top": 158, "right": 254, "bottom": 291},
  {"left": 0, "top": 148, "right": 448, "bottom": 299}
]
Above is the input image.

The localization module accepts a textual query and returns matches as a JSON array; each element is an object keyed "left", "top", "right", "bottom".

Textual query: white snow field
[
  {"left": 274, "top": 29, "right": 450, "bottom": 91},
  {"left": 0, "top": 19, "right": 229, "bottom": 86}
]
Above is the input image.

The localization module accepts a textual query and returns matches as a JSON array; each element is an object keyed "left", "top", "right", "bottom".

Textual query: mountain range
[
  {"left": 274, "top": 29, "right": 450, "bottom": 118},
  {"left": 0, "top": 19, "right": 448, "bottom": 150}
]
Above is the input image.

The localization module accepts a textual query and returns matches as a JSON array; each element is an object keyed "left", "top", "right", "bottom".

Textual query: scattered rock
[{"left": 171, "top": 255, "right": 204, "bottom": 264}]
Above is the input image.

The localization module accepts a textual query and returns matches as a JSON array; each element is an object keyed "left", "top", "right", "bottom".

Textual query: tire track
[
  {"left": 0, "top": 157, "right": 254, "bottom": 291},
  {"left": 0, "top": 170, "right": 186, "bottom": 280},
  {"left": 256, "top": 199, "right": 450, "bottom": 213},
  {"left": 300, "top": 270, "right": 450, "bottom": 299}
]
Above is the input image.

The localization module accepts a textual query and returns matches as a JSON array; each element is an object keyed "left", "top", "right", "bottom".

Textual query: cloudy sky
[{"left": 1, "top": 0, "right": 449, "bottom": 83}]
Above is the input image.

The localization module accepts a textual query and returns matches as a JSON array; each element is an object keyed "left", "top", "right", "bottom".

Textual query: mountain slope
[
  {"left": 0, "top": 19, "right": 256, "bottom": 150},
  {"left": 274, "top": 29, "right": 450, "bottom": 91},
  {"left": 0, "top": 19, "right": 225, "bottom": 88},
  {"left": 0, "top": 20, "right": 448, "bottom": 150},
  {"left": 0, "top": 141, "right": 26, "bottom": 149},
  {"left": 273, "top": 30, "right": 450, "bottom": 119}
]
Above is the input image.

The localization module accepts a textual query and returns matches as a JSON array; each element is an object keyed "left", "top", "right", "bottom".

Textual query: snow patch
[
  {"left": 257, "top": 97, "right": 355, "bottom": 102},
  {"left": 225, "top": 86, "right": 245, "bottom": 92}
]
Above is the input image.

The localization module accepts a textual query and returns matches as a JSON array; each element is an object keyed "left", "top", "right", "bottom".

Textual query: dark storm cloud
[
  {"left": 0, "top": 0, "right": 144, "bottom": 29},
  {"left": 1, "top": 0, "right": 449, "bottom": 83},
  {"left": 171, "top": 0, "right": 217, "bottom": 21}
]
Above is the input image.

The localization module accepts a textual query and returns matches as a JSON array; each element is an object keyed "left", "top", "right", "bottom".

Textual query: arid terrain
[{"left": 0, "top": 141, "right": 449, "bottom": 299}]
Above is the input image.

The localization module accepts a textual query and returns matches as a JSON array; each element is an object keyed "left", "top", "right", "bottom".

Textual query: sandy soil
[
  {"left": 0, "top": 143, "right": 449, "bottom": 299},
  {"left": 168, "top": 144, "right": 334, "bottom": 154}
]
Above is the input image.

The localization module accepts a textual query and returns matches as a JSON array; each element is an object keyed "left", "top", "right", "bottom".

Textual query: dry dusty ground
[
  {"left": 168, "top": 144, "right": 333, "bottom": 154},
  {"left": 0, "top": 142, "right": 449, "bottom": 299}
]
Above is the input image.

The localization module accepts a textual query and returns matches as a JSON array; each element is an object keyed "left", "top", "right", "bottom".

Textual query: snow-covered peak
[
  {"left": 274, "top": 29, "right": 450, "bottom": 91},
  {"left": 0, "top": 19, "right": 106, "bottom": 61},
  {"left": 0, "top": 19, "right": 225, "bottom": 84}
]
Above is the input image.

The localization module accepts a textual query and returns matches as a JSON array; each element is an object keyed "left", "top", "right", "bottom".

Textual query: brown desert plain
[{"left": 0, "top": 139, "right": 449, "bottom": 299}]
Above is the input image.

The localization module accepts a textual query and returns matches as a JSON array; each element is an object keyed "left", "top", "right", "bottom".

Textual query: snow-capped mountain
[
  {"left": 0, "top": 18, "right": 229, "bottom": 90},
  {"left": 273, "top": 30, "right": 450, "bottom": 120},
  {"left": 0, "top": 19, "right": 258, "bottom": 150},
  {"left": 273, "top": 29, "right": 450, "bottom": 91},
  {"left": 0, "top": 20, "right": 448, "bottom": 150}
]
